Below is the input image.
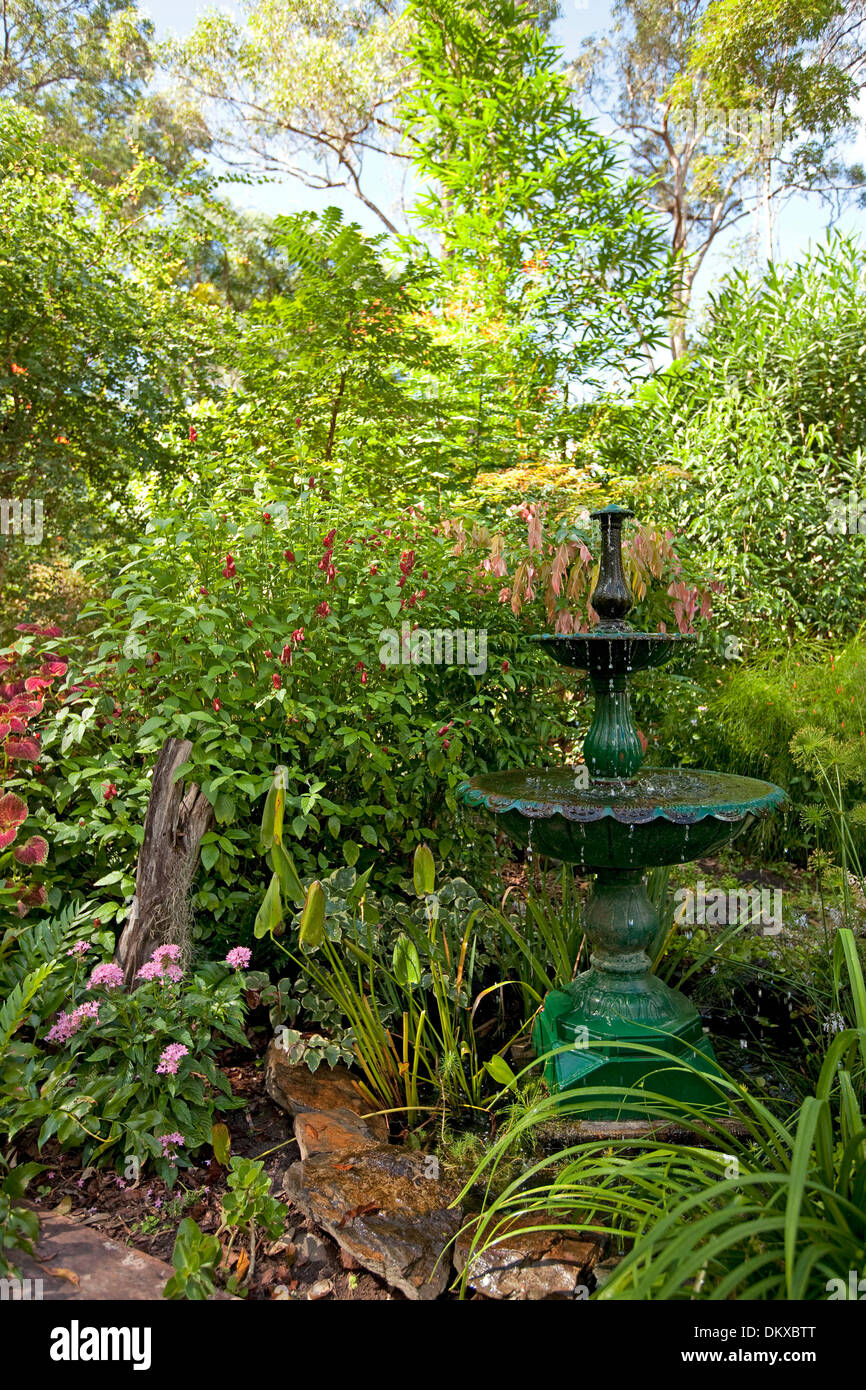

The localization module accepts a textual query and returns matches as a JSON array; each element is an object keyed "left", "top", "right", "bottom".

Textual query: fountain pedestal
[{"left": 532, "top": 869, "right": 723, "bottom": 1115}]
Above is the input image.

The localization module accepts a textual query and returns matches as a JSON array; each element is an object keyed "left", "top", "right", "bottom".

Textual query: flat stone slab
[
  {"left": 454, "top": 1213, "right": 603, "bottom": 1300},
  {"left": 10, "top": 1211, "right": 202, "bottom": 1301},
  {"left": 284, "top": 1146, "right": 462, "bottom": 1301},
  {"left": 264, "top": 1045, "right": 389, "bottom": 1141},
  {"left": 294, "top": 1107, "right": 381, "bottom": 1160}
]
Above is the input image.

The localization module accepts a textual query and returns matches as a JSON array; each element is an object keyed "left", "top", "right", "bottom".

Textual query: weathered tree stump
[{"left": 114, "top": 738, "right": 213, "bottom": 987}]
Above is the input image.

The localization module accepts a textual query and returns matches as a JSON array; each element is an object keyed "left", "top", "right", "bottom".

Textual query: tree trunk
[{"left": 114, "top": 738, "right": 212, "bottom": 987}]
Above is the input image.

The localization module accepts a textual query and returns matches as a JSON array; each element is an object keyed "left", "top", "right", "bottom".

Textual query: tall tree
[
  {"left": 573, "top": 0, "right": 866, "bottom": 356},
  {"left": 402, "top": 0, "right": 668, "bottom": 461},
  {"left": 169, "top": 0, "right": 412, "bottom": 233},
  {"left": 0, "top": 0, "right": 208, "bottom": 178},
  {"left": 0, "top": 100, "right": 219, "bottom": 550}
]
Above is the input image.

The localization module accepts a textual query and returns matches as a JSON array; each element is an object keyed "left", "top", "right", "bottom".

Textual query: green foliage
[
  {"left": 220, "top": 1156, "right": 285, "bottom": 1242},
  {"left": 163, "top": 1216, "right": 222, "bottom": 1301},
  {"left": 459, "top": 1036, "right": 866, "bottom": 1298},
  {"left": 0, "top": 0, "right": 207, "bottom": 177},
  {"left": 218, "top": 209, "right": 453, "bottom": 490},
  {"left": 169, "top": 0, "right": 407, "bottom": 235},
  {"left": 8, "top": 483, "right": 560, "bottom": 933},
  {"left": 488, "top": 864, "right": 583, "bottom": 1008},
  {"left": 597, "top": 234, "right": 866, "bottom": 643},
  {"left": 0, "top": 100, "right": 219, "bottom": 559},
  {"left": 0, "top": 1159, "right": 45, "bottom": 1279},
  {"left": 656, "top": 632, "right": 866, "bottom": 866},
  {"left": 164, "top": 1157, "right": 285, "bottom": 1299},
  {"left": 250, "top": 800, "right": 519, "bottom": 1125}
]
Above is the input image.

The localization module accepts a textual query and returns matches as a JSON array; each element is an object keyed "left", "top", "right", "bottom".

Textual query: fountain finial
[{"left": 589, "top": 503, "right": 634, "bottom": 626}]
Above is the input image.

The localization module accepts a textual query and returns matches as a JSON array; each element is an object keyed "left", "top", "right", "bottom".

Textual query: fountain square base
[{"left": 533, "top": 987, "right": 726, "bottom": 1119}]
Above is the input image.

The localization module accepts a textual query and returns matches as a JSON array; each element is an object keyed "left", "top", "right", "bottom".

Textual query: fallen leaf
[
  {"left": 211, "top": 1122, "right": 231, "bottom": 1167},
  {"left": 337, "top": 1203, "right": 380, "bottom": 1228},
  {"left": 235, "top": 1247, "right": 250, "bottom": 1282},
  {"left": 51, "top": 1196, "right": 73, "bottom": 1216}
]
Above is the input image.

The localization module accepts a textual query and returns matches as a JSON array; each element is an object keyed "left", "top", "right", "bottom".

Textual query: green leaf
[
  {"left": 201, "top": 843, "right": 219, "bottom": 872},
  {"left": 299, "top": 880, "right": 326, "bottom": 948},
  {"left": 270, "top": 841, "right": 305, "bottom": 906},
  {"left": 254, "top": 873, "right": 283, "bottom": 940},
  {"left": 259, "top": 767, "right": 288, "bottom": 851},
  {"left": 413, "top": 844, "right": 436, "bottom": 896},
  {"left": 392, "top": 935, "right": 422, "bottom": 988},
  {"left": 484, "top": 1054, "right": 517, "bottom": 1090},
  {"left": 211, "top": 1122, "right": 231, "bottom": 1167}
]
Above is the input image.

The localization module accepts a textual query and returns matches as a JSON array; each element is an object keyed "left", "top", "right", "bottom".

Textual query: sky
[{"left": 141, "top": 0, "right": 866, "bottom": 309}]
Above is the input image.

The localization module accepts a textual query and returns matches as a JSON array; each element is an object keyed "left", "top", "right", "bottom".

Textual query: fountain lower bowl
[{"left": 458, "top": 767, "right": 785, "bottom": 868}]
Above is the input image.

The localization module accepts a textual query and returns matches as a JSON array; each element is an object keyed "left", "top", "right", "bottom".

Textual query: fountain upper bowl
[
  {"left": 458, "top": 766, "right": 786, "bottom": 869},
  {"left": 532, "top": 630, "right": 695, "bottom": 677}
]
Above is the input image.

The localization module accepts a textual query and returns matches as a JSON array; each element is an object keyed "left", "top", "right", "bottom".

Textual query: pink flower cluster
[
  {"left": 136, "top": 943, "right": 183, "bottom": 983},
  {"left": 155, "top": 1043, "right": 189, "bottom": 1075},
  {"left": 159, "top": 1131, "right": 186, "bottom": 1153},
  {"left": 66, "top": 940, "right": 91, "bottom": 958},
  {"left": 87, "top": 962, "right": 124, "bottom": 990},
  {"left": 46, "top": 1000, "right": 100, "bottom": 1044},
  {"left": 225, "top": 946, "right": 252, "bottom": 970}
]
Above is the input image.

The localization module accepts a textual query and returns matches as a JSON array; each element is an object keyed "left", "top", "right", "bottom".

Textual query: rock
[
  {"left": 12, "top": 1211, "right": 233, "bottom": 1301},
  {"left": 591, "top": 1254, "right": 624, "bottom": 1292},
  {"left": 294, "top": 1106, "right": 381, "bottom": 1160},
  {"left": 264, "top": 1044, "right": 389, "bottom": 1141},
  {"left": 306, "top": 1278, "right": 334, "bottom": 1300},
  {"left": 293, "top": 1230, "right": 332, "bottom": 1266},
  {"left": 284, "top": 1146, "right": 462, "bottom": 1301},
  {"left": 453, "top": 1214, "right": 602, "bottom": 1300}
]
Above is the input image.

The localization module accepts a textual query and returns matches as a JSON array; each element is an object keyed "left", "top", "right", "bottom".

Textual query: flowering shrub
[
  {"left": 0, "top": 624, "right": 66, "bottom": 916},
  {"left": 8, "top": 946, "right": 251, "bottom": 1185},
  {"left": 11, "top": 482, "right": 566, "bottom": 937},
  {"left": 7, "top": 472, "right": 709, "bottom": 946}
]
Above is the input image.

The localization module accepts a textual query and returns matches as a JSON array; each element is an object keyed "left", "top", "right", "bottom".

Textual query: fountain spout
[{"left": 589, "top": 503, "right": 634, "bottom": 627}]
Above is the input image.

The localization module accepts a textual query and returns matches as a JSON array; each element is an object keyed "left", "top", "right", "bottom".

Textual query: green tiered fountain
[{"left": 459, "top": 504, "right": 785, "bottom": 1115}]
